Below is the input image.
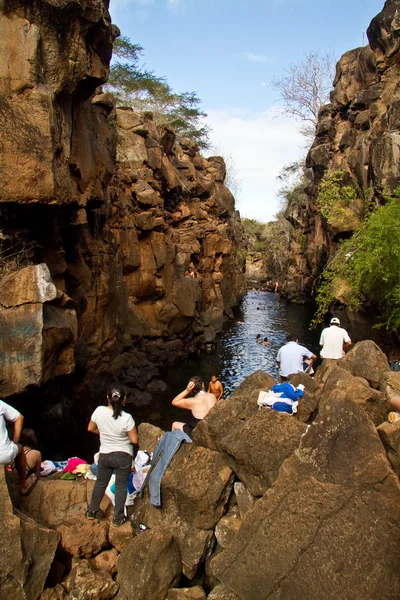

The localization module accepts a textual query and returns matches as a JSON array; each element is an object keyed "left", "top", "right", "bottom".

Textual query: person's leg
[
  {"left": 14, "top": 444, "right": 37, "bottom": 493},
  {"left": 172, "top": 421, "right": 185, "bottom": 431},
  {"left": 390, "top": 396, "right": 400, "bottom": 412},
  {"left": 113, "top": 452, "right": 132, "bottom": 523},
  {"left": 88, "top": 454, "right": 113, "bottom": 516}
]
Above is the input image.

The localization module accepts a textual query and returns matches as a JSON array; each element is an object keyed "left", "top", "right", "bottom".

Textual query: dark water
[
  {"left": 133, "top": 290, "right": 320, "bottom": 433},
  {"left": 20, "top": 291, "right": 320, "bottom": 462}
]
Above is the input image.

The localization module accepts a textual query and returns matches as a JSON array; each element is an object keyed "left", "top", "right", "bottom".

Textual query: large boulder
[
  {"left": 0, "top": 467, "right": 60, "bottom": 600},
  {"left": 193, "top": 372, "right": 306, "bottom": 497},
  {"left": 379, "top": 370, "right": 400, "bottom": 404},
  {"left": 316, "top": 365, "right": 388, "bottom": 425},
  {"left": 0, "top": 264, "right": 77, "bottom": 397},
  {"left": 62, "top": 559, "right": 118, "bottom": 600},
  {"left": 337, "top": 340, "right": 390, "bottom": 389},
  {"left": 212, "top": 397, "right": 400, "bottom": 600},
  {"left": 207, "top": 585, "right": 240, "bottom": 600},
  {"left": 117, "top": 529, "right": 181, "bottom": 600},
  {"left": 377, "top": 419, "right": 400, "bottom": 477},
  {"left": 56, "top": 515, "right": 109, "bottom": 558},
  {"left": 130, "top": 442, "right": 234, "bottom": 578}
]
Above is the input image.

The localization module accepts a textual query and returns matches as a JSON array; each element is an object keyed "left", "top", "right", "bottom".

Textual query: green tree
[
  {"left": 313, "top": 193, "right": 400, "bottom": 334},
  {"left": 107, "top": 36, "right": 210, "bottom": 148}
]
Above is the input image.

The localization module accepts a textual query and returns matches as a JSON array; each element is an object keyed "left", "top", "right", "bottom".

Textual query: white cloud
[
  {"left": 242, "top": 52, "right": 278, "bottom": 63},
  {"left": 206, "top": 107, "right": 305, "bottom": 222},
  {"left": 261, "top": 81, "right": 266, "bottom": 87}
]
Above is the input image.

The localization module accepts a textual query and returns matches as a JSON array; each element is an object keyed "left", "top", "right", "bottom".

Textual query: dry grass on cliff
[{"left": 0, "top": 240, "right": 37, "bottom": 279}]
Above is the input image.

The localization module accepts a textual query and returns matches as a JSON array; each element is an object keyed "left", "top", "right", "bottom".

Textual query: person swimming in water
[{"left": 171, "top": 376, "right": 217, "bottom": 438}]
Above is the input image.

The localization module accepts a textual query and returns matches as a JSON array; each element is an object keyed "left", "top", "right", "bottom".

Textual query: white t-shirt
[
  {"left": 277, "top": 342, "right": 314, "bottom": 377},
  {"left": 320, "top": 326, "right": 351, "bottom": 359},
  {"left": 0, "top": 400, "right": 20, "bottom": 463},
  {"left": 91, "top": 406, "right": 135, "bottom": 456}
]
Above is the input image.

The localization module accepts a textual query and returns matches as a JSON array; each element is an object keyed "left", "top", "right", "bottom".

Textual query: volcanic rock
[
  {"left": 213, "top": 397, "right": 400, "bottom": 599},
  {"left": 117, "top": 529, "right": 181, "bottom": 600}
]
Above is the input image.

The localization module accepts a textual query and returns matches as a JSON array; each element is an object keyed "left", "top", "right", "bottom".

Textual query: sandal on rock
[{"left": 21, "top": 475, "right": 38, "bottom": 497}]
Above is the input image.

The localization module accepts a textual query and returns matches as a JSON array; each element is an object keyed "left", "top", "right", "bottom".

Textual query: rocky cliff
[
  {"left": 281, "top": 0, "right": 400, "bottom": 310},
  {"left": 0, "top": 0, "right": 246, "bottom": 405}
]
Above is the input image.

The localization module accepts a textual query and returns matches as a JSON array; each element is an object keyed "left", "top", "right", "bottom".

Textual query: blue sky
[{"left": 109, "top": 0, "right": 385, "bottom": 221}]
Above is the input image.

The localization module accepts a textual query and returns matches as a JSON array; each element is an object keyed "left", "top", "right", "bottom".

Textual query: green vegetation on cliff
[
  {"left": 314, "top": 192, "right": 400, "bottom": 333},
  {"left": 108, "top": 36, "right": 210, "bottom": 148}
]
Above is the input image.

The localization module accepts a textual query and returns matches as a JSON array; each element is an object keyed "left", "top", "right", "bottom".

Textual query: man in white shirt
[
  {"left": 320, "top": 317, "right": 352, "bottom": 360},
  {"left": 0, "top": 399, "right": 38, "bottom": 495},
  {"left": 276, "top": 335, "right": 317, "bottom": 382}
]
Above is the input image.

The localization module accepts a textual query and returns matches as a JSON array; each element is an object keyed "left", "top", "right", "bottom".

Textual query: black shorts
[{"left": 182, "top": 416, "right": 202, "bottom": 438}]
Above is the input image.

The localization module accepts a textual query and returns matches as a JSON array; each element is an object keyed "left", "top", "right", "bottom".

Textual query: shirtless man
[
  {"left": 172, "top": 376, "right": 217, "bottom": 438},
  {"left": 208, "top": 375, "right": 224, "bottom": 400}
]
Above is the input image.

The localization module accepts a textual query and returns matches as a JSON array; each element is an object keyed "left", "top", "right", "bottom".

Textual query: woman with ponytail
[{"left": 86, "top": 384, "right": 138, "bottom": 526}]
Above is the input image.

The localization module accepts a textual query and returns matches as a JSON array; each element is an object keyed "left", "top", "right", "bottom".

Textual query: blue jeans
[{"left": 88, "top": 451, "right": 132, "bottom": 521}]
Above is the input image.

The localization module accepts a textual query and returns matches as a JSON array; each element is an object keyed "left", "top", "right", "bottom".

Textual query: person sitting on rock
[
  {"left": 18, "top": 428, "right": 42, "bottom": 478},
  {"left": 277, "top": 335, "right": 317, "bottom": 383},
  {"left": 320, "top": 317, "right": 352, "bottom": 360},
  {"left": 172, "top": 376, "right": 217, "bottom": 439},
  {"left": 208, "top": 375, "right": 224, "bottom": 400},
  {"left": 0, "top": 399, "right": 38, "bottom": 496}
]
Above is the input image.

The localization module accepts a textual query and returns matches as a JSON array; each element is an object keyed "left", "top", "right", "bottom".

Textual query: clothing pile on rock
[{"left": 257, "top": 383, "right": 305, "bottom": 415}]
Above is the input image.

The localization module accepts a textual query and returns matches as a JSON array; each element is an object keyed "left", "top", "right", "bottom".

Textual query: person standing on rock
[
  {"left": 171, "top": 376, "right": 217, "bottom": 438},
  {"left": 86, "top": 384, "right": 138, "bottom": 526},
  {"left": 208, "top": 375, "right": 224, "bottom": 400},
  {"left": 320, "top": 317, "right": 352, "bottom": 360},
  {"left": 276, "top": 335, "right": 317, "bottom": 382},
  {"left": 0, "top": 399, "right": 38, "bottom": 496}
]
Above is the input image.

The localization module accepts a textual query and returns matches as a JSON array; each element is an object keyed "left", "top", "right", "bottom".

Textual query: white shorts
[{"left": 0, "top": 442, "right": 18, "bottom": 465}]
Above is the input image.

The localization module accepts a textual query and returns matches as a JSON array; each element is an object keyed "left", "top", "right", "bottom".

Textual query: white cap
[{"left": 330, "top": 317, "right": 340, "bottom": 325}]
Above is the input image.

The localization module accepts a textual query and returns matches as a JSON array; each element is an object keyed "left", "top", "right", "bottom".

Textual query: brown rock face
[
  {"left": 0, "top": 468, "right": 60, "bottom": 600},
  {"left": 213, "top": 397, "right": 400, "bottom": 600},
  {"left": 130, "top": 442, "right": 234, "bottom": 578},
  {"left": 0, "top": 264, "right": 77, "bottom": 396},
  {"left": 193, "top": 371, "right": 306, "bottom": 497},
  {"left": 117, "top": 529, "right": 181, "bottom": 600}
]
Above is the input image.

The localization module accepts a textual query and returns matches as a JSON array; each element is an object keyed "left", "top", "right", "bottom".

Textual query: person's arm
[
  {"left": 172, "top": 381, "right": 197, "bottom": 409},
  {"left": 127, "top": 426, "right": 138, "bottom": 445},
  {"left": 207, "top": 382, "right": 212, "bottom": 393},
  {"left": 343, "top": 331, "right": 352, "bottom": 350},
  {"left": 88, "top": 419, "right": 100, "bottom": 434},
  {"left": 218, "top": 382, "right": 224, "bottom": 400},
  {"left": 12, "top": 414, "right": 24, "bottom": 444},
  {"left": 319, "top": 331, "right": 324, "bottom": 346}
]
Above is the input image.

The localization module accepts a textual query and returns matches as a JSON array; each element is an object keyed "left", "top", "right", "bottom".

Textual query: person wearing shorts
[{"left": 0, "top": 399, "right": 38, "bottom": 495}]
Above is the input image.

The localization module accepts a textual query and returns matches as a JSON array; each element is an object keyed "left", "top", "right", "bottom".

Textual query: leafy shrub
[{"left": 313, "top": 196, "right": 400, "bottom": 333}]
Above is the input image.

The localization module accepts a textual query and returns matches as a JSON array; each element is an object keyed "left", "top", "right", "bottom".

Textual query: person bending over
[
  {"left": 172, "top": 376, "right": 217, "bottom": 438},
  {"left": 0, "top": 399, "right": 38, "bottom": 495},
  {"left": 19, "top": 428, "right": 42, "bottom": 478},
  {"left": 87, "top": 384, "right": 138, "bottom": 526},
  {"left": 208, "top": 375, "right": 224, "bottom": 400}
]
